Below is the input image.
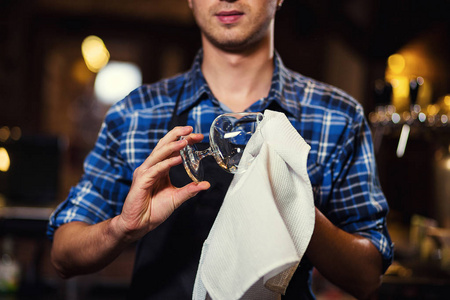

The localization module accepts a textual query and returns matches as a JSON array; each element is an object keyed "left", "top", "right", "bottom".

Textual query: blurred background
[{"left": 0, "top": 0, "right": 449, "bottom": 299}]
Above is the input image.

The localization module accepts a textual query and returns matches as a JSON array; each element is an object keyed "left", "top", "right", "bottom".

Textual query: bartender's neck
[{"left": 201, "top": 33, "right": 274, "bottom": 112}]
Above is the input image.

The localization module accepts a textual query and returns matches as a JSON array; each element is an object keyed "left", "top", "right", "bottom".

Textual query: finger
[
  {"left": 182, "top": 133, "right": 204, "bottom": 146},
  {"left": 141, "top": 128, "right": 195, "bottom": 170},
  {"left": 139, "top": 140, "right": 184, "bottom": 171},
  {"left": 153, "top": 126, "right": 193, "bottom": 152},
  {"left": 163, "top": 132, "right": 204, "bottom": 161},
  {"left": 146, "top": 132, "right": 205, "bottom": 170},
  {"left": 148, "top": 126, "right": 200, "bottom": 165},
  {"left": 173, "top": 181, "right": 211, "bottom": 208},
  {"left": 140, "top": 155, "right": 183, "bottom": 182}
]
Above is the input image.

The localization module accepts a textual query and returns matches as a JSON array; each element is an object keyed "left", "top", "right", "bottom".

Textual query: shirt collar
[
  {"left": 176, "top": 49, "right": 301, "bottom": 118},
  {"left": 176, "top": 49, "right": 212, "bottom": 115},
  {"left": 254, "top": 51, "right": 301, "bottom": 118}
]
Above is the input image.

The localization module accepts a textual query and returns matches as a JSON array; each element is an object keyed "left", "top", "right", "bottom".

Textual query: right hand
[{"left": 114, "top": 126, "right": 210, "bottom": 242}]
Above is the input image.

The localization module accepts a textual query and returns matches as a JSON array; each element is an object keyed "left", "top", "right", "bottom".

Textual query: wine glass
[{"left": 180, "top": 112, "right": 264, "bottom": 183}]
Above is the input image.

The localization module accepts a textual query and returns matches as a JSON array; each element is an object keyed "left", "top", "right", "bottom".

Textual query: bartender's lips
[{"left": 215, "top": 10, "right": 244, "bottom": 24}]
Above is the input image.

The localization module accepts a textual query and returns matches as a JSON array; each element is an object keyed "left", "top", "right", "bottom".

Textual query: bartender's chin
[{"left": 208, "top": 35, "right": 262, "bottom": 54}]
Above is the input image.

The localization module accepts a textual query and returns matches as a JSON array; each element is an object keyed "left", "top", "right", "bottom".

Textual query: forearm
[
  {"left": 50, "top": 127, "right": 208, "bottom": 279},
  {"left": 306, "top": 208, "right": 383, "bottom": 300},
  {"left": 51, "top": 216, "right": 131, "bottom": 278}
]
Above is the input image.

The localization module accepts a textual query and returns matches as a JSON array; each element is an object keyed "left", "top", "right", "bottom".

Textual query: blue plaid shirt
[{"left": 48, "top": 50, "right": 393, "bottom": 270}]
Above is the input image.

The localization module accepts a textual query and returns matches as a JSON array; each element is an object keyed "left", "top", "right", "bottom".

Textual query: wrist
[{"left": 108, "top": 215, "right": 136, "bottom": 245}]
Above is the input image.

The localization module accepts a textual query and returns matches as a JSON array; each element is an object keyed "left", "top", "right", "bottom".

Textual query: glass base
[{"left": 180, "top": 144, "right": 204, "bottom": 183}]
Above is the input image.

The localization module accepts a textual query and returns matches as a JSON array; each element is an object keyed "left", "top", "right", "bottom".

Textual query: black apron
[{"left": 127, "top": 95, "right": 314, "bottom": 299}]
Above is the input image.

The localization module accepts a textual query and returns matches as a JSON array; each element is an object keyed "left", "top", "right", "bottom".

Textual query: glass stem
[{"left": 196, "top": 147, "right": 213, "bottom": 161}]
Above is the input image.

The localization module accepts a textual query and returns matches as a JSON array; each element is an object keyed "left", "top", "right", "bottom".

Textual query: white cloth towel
[{"left": 192, "top": 110, "right": 315, "bottom": 300}]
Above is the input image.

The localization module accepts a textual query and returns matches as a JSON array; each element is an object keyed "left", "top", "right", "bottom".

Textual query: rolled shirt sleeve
[
  {"left": 47, "top": 100, "right": 133, "bottom": 239},
  {"left": 312, "top": 103, "right": 393, "bottom": 272}
]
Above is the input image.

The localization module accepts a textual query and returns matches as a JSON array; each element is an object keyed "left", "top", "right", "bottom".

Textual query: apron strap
[
  {"left": 265, "top": 99, "right": 285, "bottom": 114},
  {"left": 168, "top": 82, "right": 188, "bottom": 130}
]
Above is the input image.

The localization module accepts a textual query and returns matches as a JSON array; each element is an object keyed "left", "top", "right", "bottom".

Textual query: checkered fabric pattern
[{"left": 47, "top": 50, "right": 393, "bottom": 271}]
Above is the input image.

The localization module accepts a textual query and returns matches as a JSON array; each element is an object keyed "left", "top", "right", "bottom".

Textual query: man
[{"left": 48, "top": 0, "right": 393, "bottom": 299}]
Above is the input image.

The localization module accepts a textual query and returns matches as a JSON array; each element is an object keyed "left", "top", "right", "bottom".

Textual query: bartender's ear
[
  {"left": 187, "top": 0, "right": 192, "bottom": 9},
  {"left": 277, "top": 0, "right": 284, "bottom": 10}
]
